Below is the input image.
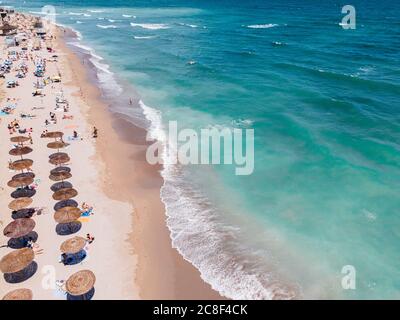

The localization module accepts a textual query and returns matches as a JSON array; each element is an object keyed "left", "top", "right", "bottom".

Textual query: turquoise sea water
[{"left": 8, "top": 0, "right": 400, "bottom": 299}]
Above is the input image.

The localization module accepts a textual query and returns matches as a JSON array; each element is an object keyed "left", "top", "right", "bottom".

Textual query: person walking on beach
[
  {"left": 92, "top": 126, "right": 98, "bottom": 138},
  {"left": 129, "top": 98, "right": 133, "bottom": 105}
]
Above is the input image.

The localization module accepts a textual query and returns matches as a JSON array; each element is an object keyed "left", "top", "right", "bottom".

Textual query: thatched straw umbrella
[
  {"left": 50, "top": 166, "right": 71, "bottom": 175},
  {"left": 2, "top": 288, "right": 33, "bottom": 300},
  {"left": 3, "top": 218, "right": 35, "bottom": 238},
  {"left": 60, "top": 236, "right": 86, "bottom": 254},
  {"left": 66, "top": 270, "right": 96, "bottom": 296},
  {"left": 9, "top": 159, "right": 33, "bottom": 171},
  {"left": 9, "top": 146, "right": 33, "bottom": 159},
  {"left": 8, "top": 197, "right": 33, "bottom": 211},
  {"left": 49, "top": 171, "right": 72, "bottom": 182},
  {"left": 47, "top": 141, "right": 67, "bottom": 150},
  {"left": 52, "top": 188, "right": 78, "bottom": 201},
  {"left": 0, "top": 248, "right": 34, "bottom": 274},
  {"left": 49, "top": 153, "right": 70, "bottom": 166},
  {"left": 7, "top": 176, "right": 34, "bottom": 188},
  {"left": 10, "top": 136, "right": 30, "bottom": 145},
  {"left": 44, "top": 131, "right": 64, "bottom": 139},
  {"left": 11, "top": 172, "right": 35, "bottom": 181},
  {"left": 54, "top": 207, "right": 82, "bottom": 224}
]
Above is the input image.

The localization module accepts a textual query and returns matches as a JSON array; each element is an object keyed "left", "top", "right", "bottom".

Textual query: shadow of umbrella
[
  {"left": 11, "top": 188, "right": 36, "bottom": 199},
  {"left": 51, "top": 181, "right": 73, "bottom": 192},
  {"left": 54, "top": 199, "right": 78, "bottom": 211},
  {"left": 67, "top": 287, "right": 95, "bottom": 301},
  {"left": 12, "top": 208, "right": 36, "bottom": 220},
  {"left": 7, "top": 231, "right": 38, "bottom": 249},
  {"left": 2, "top": 288, "right": 33, "bottom": 300},
  {"left": 66, "top": 270, "right": 96, "bottom": 301},
  {"left": 56, "top": 221, "right": 82, "bottom": 236}
]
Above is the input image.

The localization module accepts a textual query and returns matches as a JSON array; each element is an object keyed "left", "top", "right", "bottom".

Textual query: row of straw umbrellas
[
  {"left": 44, "top": 131, "right": 96, "bottom": 300},
  {"left": 1, "top": 135, "right": 38, "bottom": 300},
  {"left": 1, "top": 134, "right": 96, "bottom": 300}
]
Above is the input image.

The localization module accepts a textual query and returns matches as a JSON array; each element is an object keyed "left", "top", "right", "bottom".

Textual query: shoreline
[{"left": 56, "top": 27, "right": 224, "bottom": 299}]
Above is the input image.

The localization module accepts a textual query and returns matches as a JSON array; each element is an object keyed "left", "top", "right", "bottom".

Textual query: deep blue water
[{"left": 7, "top": 0, "right": 400, "bottom": 299}]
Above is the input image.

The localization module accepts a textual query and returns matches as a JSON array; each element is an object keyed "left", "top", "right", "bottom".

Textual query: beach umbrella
[
  {"left": 2, "top": 288, "right": 33, "bottom": 300},
  {"left": 54, "top": 199, "right": 78, "bottom": 211},
  {"left": 8, "top": 197, "right": 33, "bottom": 211},
  {"left": 47, "top": 141, "right": 67, "bottom": 149},
  {"left": 49, "top": 152, "right": 69, "bottom": 159},
  {"left": 9, "top": 159, "right": 33, "bottom": 171},
  {"left": 66, "top": 270, "right": 96, "bottom": 296},
  {"left": 44, "top": 131, "right": 64, "bottom": 139},
  {"left": 60, "top": 236, "right": 87, "bottom": 254},
  {"left": 0, "top": 248, "right": 34, "bottom": 274},
  {"left": 9, "top": 146, "right": 33, "bottom": 157},
  {"left": 54, "top": 206, "right": 82, "bottom": 223},
  {"left": 11, "top": 188, "right": 36, "bottom": 199},
  {"left": 49, "top": 172, "right": 72, "bottom": 182},
  {"left": 51, "top": 181, "right": 73, "bottom": 192},
  {"left": 49, "top": 153, "right": 70, "bottom": 165},
  {"left": 3, "top": 218, "right": 36, "bottom": 238},
  {"left": 10, "top": 136, "right": 30, "bottom": 144},
  {"left": 12, "top": 172, "right": 35, "bottom": 180},
  {"left": 51, "top": 166, "right": 71, "bottom": 175},
  {"left": 53, "top": 188, "right": 78, "bottom": 201},
  {"left": 7, "top": 176, "right": 34, "bottom": 188}
]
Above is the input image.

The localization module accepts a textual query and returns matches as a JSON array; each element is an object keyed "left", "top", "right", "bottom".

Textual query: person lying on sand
[
  {"left": 62, "top": 114, "right": 73, "bottom": 120},
  {"left": 86, "top": 234, "right": 95, "bottom": 244}
]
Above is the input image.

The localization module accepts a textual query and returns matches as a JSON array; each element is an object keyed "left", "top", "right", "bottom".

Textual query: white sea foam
[
  {"left": 96, "top": 24, "right": 118, "bottom": 29},
  {"left": 68, "top": 12, "right": 83, "bottom": 16},
  {"left": 88, "top": 9, "right": 104, "bottom": 13},
  {"left": 130, "top": 23, "right": 169, "bottom": 30},
  {"left": 247, "top": 23, "right": 278, "bottom": 29},
  {"left": 232, "top": 118, "right": 254, "bottom": 128},
  {"left": 133, "top": 36, "right": 157, "bottom": 39},
  {"left": 138, "top": 100, "right": 297, "bottom": 300},
  {"left": 179, "top": 23, "right": 198, "bottom": 28},
  {"left": 122, "top": 14, "right": 136, "bottom": 18},
  {"left": 76, "top": 21, "right": 83, "bottom": 24}
]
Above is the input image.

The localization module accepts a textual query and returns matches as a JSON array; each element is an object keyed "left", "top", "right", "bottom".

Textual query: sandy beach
[{"left": 0, "top": 12, "right": 222, "bottom": 300}]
